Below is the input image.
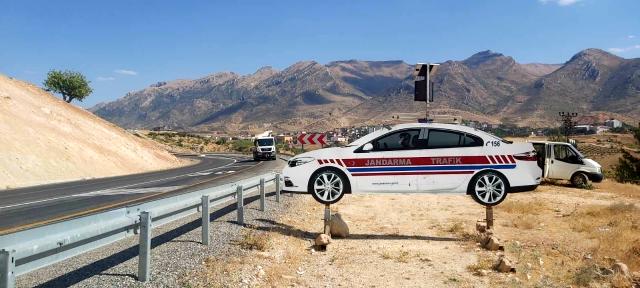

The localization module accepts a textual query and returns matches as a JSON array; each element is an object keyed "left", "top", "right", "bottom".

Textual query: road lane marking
[
  {"left": 0, "top": 155, "right": 245, "bottom": 210},
  {"left": 76, "top": 186, "right": 185, "bottom": 196},
  {"left": 0, "top": 160, "right": 266, "bottom": 235}
]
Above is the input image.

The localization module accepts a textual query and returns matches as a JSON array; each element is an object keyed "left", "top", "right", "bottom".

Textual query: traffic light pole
[{"left": 425, "top": 69, "right": 430, "bottom": 121}]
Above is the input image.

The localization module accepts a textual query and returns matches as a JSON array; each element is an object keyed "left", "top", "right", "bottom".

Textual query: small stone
[
  {"left": 612, "top": 262, "right": 631, "bottom": 278},
  {"left": 526, "top": 263, "right": 532, "bottom": 269},
  {"left": 496, "top": 256, "right": 516, "bottom": 273},
  {"left": 296, "top": 267, "right": 305, "bottom": 275},
  {"left": 330, "top": 213, "right": 350, "bottom": 237},
  {"left": 478, "top": 269, "right": 490, "bottom": 276},
  {"left": 484, "top": 236, "right": 503, "bottom": 251},
  {"left": 315, "top": 233, "right": 331, "bottom": 246},
  {"left": 476, "top": 221, "right": 487, "bottom": 233}
]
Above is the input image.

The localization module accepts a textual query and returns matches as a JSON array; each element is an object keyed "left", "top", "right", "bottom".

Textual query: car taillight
[{"left": 513, "top": 151, "right": 537, "bottom": 161}]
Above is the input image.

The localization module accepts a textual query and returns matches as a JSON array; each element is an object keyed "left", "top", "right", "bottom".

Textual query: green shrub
[{"left": 614, "top": 150, "right": 640, "bottom": 183}]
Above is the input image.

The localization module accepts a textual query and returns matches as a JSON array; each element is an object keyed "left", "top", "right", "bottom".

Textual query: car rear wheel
[
  {"left": 570, "top": 172, "right": 591, "bottom": 188},
  {"left": 308, "top": 169, "right": 348, "bottom": 205},
  {"left": 470, "top": 171, "right": 508, "bottom": 206}
]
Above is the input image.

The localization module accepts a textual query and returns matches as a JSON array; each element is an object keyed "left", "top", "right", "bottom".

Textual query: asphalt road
[{"left": 0, "top": 154, "right": 284, "bottom": 235}]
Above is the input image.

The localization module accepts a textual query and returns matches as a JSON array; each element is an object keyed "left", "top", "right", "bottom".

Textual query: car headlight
[{"left": 288, "top": 157, "right": 315, "bottom": 167}]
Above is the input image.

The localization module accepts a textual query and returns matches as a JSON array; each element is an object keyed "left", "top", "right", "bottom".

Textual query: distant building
[
  {"left": 604, "top": 119, "right": 622, "bottom": 128},
  {"left": 574, "top": 125, "right": 596, "bottom": 134},
  {"left": 596, "top": 126, "right": 610, "bottom": 134}
]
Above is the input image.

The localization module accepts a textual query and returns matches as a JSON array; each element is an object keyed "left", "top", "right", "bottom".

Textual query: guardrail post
[
  {"left": 201, "top": 195, "right": 210, "bottom": 245},
  {"left": 275, "top": 174, "right": 281, "bottom": 203},
  {"left": 236, "top": 185, "right": 244, "bottom": 225},
  {"left": 259, "top": 178, "right": 266, "bottom": 211},
  {"left": 0, "top": 249, "right": 15, "bottom": 288},
  {"left": 138, "top": 211, "right": 152, "bottom": 282}
]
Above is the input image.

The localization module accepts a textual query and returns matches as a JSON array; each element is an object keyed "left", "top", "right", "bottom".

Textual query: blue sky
[{"left": 1, "top": 0, "right": 639, "bottom": 107}]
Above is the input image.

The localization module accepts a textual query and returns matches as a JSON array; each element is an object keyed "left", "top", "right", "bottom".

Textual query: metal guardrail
[{"left": 0, "top": 172, "right": 282, "bottom": 288}]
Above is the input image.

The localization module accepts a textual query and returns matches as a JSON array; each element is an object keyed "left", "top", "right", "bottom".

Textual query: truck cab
[
  {"left": 253, "top": 137, "right": 277, "bottom": 161},
  {"left": 530, "top": 141, "right": 603, "bottom": 187}
]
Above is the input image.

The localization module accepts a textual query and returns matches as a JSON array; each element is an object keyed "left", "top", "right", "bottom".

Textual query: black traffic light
[{"left": 414, "top": 63, "right": 438, "bottom": 102}]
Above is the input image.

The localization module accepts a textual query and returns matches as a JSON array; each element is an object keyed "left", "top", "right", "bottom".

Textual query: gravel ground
[{"left": 16, "top": 184, "right": 298, "bottom": 288}]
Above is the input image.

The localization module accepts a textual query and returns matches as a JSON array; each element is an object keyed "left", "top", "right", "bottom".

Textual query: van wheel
[
  {"left": 308, "top": 169, "right": 349, "bottom": 205},
  {"left": 570, "top": 172, "right": 591, "bottom": 188},
  {"left": 469, "top": 171, "right": 508, "bottom": 206}
]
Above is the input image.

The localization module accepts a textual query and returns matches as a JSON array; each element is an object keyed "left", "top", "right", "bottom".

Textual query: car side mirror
[{"left": 362, "top": 143, "right": 373, "bottom": 151}]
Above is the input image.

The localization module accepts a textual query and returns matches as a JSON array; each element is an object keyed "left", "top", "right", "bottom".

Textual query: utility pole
[
  {"left": 414, "top": 63, "right": 439, "bottom": 122},
  {"left": 558, "top": 112, "right": 578, "bottom": 142}
]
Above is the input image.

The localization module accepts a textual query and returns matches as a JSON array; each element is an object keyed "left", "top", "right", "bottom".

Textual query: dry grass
[
  {"left": 447, "top": 221, "right": 466, "bottom": 235},
  {"left": 181, "top": 257, "right": 245, "bottom": 288},
  {"left": 595, "top": 180, "right": 640, "bottom": 200},
  {"left": 511, "top": 215, "right": 537, "bottom": 230},
  {"left": 500, "top": 199, "right": 549, "bottom": 215},
  {"left": 467, "top": 255, "right": 495, "bottom": 275},
  {"left": 380, "top": 249, "right": 412, "bottom": 263},
  {"left": 581, "top": 203, "right": 640, "bottom": 271},
  {"left": 236, "top": 230, "right": 270, "bottom": 251}
]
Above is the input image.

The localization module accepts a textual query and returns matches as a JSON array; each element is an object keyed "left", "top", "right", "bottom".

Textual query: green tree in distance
[{"left": 43, "top": 70, "right": 93, "bottom": 103}]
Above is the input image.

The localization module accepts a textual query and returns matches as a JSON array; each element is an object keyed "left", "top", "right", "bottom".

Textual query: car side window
[
  {"left": 461, "top": 134, "right": 483, "bottom": 147},
  {"left": 371, "top": 129, "right": 422, "bottom": 151},
  {"left": 426, "top": 129, "right": 463, "bottom": 149},
  {"left": 553, "top": 145, "right": 580, "bottom": 164}
]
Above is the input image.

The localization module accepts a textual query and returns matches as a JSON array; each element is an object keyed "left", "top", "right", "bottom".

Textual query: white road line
[
  {"left": 0, "top": 155, "right": 245, "bottom": 210},
  {"left": 77, "top": 186, "right": 185, "bottom": 197}
]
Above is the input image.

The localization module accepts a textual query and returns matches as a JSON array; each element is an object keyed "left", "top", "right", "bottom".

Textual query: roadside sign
[{"left": 297, "top": 133, "right": 327, "bottom": 145}]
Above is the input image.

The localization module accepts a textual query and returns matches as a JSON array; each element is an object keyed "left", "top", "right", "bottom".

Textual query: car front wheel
[
  {"left": 308, "top": 169, "right": 349, "bottom": 205},
  {"left": 470, "top": 171, "right": 508, "bottom": 206},
  {"left": 570, "top": 172, "right": 591, "bottom": 188}
]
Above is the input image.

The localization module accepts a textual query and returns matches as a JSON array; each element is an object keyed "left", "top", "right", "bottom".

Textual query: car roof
[{"left": 391, "top": 122, "right": 488, "bottom": 136}]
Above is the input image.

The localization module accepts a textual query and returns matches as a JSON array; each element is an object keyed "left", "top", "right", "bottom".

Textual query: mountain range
[{"left": 91, "top": 48, "right": 640, "bottom": 132}]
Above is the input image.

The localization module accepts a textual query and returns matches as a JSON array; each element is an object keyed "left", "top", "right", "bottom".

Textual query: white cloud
[
  {"left": 114, "top": 69, "right": 138, "bottom": 76},
  {"left": 96, "top": 76, "right": 116, "bottom": 81},
  {"left": 539, "top": 0, "right": 581, "bottom": 6},
  {"left": 608, "top": 45, "right": 640, "bottom": 53},
  {"left": 628, "top": 35, "right": 636, "bottom": 39}
]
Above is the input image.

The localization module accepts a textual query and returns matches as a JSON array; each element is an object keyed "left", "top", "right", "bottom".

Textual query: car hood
[{"left": 582, "top": 158, "right": 601, "bottom": 168}]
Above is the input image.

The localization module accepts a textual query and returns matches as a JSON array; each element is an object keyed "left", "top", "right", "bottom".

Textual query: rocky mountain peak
[
  {"left": 463, "top": 50, "right": 513, "bottom": 68},
  {"left": 566, "top": 49, "right": 623, "bottom": 70},
  {"left": 195, "top": 72, "right": 239, "bottom": 86},
  {"left": 560, "top": 48, "right": 624, "bottom": 82}
]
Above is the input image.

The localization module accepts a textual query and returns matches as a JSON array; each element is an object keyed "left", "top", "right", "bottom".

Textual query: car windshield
[
  {"left": 347, "top": 127, "right": 391, "bottom": 147},
  {"left": 256, "top": 138, "right": 274, "bottom": 146},
  {"left": 570, "top": 145, "right": 585, "bottom": 158}
]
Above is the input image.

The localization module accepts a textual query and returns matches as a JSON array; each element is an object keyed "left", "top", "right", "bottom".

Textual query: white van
[{"left": 530, "top": 141, "right": 603, "bottom": 187}]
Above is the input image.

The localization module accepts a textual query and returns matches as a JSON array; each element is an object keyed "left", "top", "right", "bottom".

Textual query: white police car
[{"left": 282, "top": 123, "right": 542, "bottom": 206}]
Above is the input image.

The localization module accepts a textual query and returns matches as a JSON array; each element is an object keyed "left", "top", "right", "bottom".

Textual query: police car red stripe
[
  {"left": 351, "top": 171, "right": 474, "bottom": 176},
  {"left": 341, "top": 156, "right": 516, "bottom": 176}
]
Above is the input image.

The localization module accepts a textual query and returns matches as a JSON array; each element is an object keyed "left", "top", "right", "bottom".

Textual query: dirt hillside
[{"left": 0, "top": 74, "right": 184, "bottom": 189}]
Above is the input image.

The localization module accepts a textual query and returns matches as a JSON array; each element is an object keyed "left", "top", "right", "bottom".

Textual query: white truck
[
  {"left": 252, "top": 136, "right": 277, "bottom": 161},
  {"left": 530, "top": 141, "right": 603, "bottom": 187}
]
